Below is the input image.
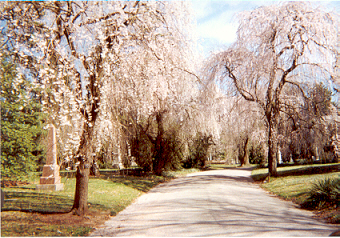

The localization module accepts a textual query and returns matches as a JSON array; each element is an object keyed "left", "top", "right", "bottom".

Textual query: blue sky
[{"left": 191, "top": 1, "right": 340, "bottom": 57}]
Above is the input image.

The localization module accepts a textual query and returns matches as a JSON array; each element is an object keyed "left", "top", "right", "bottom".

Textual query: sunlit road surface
[{"left": 91, "top": 168, "right": 338, "bottom": 237}]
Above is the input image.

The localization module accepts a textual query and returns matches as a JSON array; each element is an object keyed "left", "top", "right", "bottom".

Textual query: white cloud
[
  {"left": 192, "top": 1, "right": 214, "bottom": 19},
  {"left": 192, "top": 1, "right": 244, "bottom": 47},
  {"left": 197, "top": 20, "right": 238, "bottom": 45}
]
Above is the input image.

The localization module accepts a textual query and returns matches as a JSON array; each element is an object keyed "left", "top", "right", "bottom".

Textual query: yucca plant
[{"left": 301, "top": 177, "right": 340, "bottom": 210}]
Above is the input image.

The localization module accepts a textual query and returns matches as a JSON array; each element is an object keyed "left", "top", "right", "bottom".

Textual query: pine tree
[{"left": 1, "top": 55, "right": 46, "bottom": 180}]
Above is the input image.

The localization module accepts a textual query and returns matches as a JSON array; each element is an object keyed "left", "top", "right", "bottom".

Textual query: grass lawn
[
  {"left": 205, "top": 163, "right": 259, "bottom": 170},
  {"left": 1, "top": 171, "right": 186, "bottom": 237},
  {"left": 252, "top": 163, "right": 340, "bottom": 181},
  {"left": 162, "top": 168, "right": 200, "bottom": 177},
  {"left": 251, "top": 163, "right": 340, "bottom": 223}
]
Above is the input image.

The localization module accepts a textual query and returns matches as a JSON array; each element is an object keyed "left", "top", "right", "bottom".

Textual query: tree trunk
[
  {"left": 153, "top": 112, "right": 165, "bottom": 176},
  {"left": 72, "top": 158, "right": 90, "bottom": 216},
  {"left": 72, "top": 114, "right": 96, "bottom": 216},
  {"left": 240, "top": 137, "right": 250, "bottom": 166},
  {"left": 268, "top": 123, "right": 278, "bottom": 176},
  {"left": 153, "top": 152, "right": 165, "bottom": 176},
  {"left": 333, "top": 123, "right": 339, "bottom": 163},
  {"left": 90, "top": 160, "right": 100, "bottom": 177}
]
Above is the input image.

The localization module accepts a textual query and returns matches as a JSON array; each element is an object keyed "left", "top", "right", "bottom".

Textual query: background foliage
[{"left": 1, "top": 54, "right": 46, "bottom": 179}]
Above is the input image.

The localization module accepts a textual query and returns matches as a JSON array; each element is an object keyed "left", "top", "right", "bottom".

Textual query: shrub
[
  {"left": 249, "top": 144, "right": 266, "bottom": 166},
  {"left": 183, "top": 134, "right": 213, "bottom": 169},
  {"left": 131, "top": 126, "right": 183, "bottom": 174},
  {"left": 301, "top": 177, "right": 340, "bottom": 210},
  {"left": 131, "top": 132, "right": 154, "bottom": 172}
]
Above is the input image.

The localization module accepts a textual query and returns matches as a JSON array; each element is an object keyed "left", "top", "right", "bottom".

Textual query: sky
[{"left": 191, "top": 0, "right": 340, "bottom": 57}]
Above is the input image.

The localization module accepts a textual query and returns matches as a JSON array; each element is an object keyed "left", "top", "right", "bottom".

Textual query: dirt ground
[
  {"left": 313, "top": 207, "right": 339, "bottom": 224},
  {"left": 1, "top": 180, "right": 30, "bottom": 187},
  {"left": 1, "top": 208, "right": 111, "bottom": 236}
]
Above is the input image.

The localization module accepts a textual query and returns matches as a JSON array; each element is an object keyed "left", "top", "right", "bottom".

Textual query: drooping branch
[{"left": 224, "top": 65, "right": 255, "bottom": 102}]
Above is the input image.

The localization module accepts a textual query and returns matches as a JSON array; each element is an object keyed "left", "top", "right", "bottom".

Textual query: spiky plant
[{"left": 301, "top": 177, "right": 340, "bottom": 210}]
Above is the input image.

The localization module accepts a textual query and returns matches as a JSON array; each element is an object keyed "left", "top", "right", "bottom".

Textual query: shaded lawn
[
  {"left": 1, "top": 174, "right": 168, "bottom": 237},
  {"left": 251, "top": 163, "right": 340, "bottom": 203},
  {"left": 252, "top": 163, "right": 340, "bottom": 181},
  {"left": 251, "top": 163, "right": 340, "bottom": 224},
  {"left": 258, "top": 172, "right": 339, "bottom": 204}
]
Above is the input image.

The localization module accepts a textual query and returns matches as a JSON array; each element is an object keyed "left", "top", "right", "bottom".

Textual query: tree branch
[
  {"left": 224, "top": 65, "right": 255, "bottom": 102},
  {"left": 285, "top": 79, "right": 308, "bottom": 99}
]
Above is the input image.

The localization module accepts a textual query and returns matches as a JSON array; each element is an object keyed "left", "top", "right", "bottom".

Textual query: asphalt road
[{"left": 91, "top": 168, "right": 339, "bottom": 237}]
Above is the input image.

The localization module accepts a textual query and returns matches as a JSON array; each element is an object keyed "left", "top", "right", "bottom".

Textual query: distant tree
[
  {"left": 249, "top": 143, "right": 266, "bottom": 166},
  {"left": 99, "top": 2, "right": 199, "bottom": 175},
  {"left": 231, "top": 99, "right": 265, "bottom": 167},
  {"left": 183, "top": 133, "right": 215, "bottom": 169},
  {"left": 278, "top": 83, "right": 336, "bottom": 164},
  {"left": 207, "top": 2, "right": 338, "bottom": 176},
  {"left": 1, "top": 55, "right": 46, "bottom": 180}
]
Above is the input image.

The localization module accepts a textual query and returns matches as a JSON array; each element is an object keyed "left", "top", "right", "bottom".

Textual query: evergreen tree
[{"left": 1, "top": 55, "right": 46, "bottom": 180}]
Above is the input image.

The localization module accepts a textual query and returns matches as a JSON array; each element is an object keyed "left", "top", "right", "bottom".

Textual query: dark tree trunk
[
  {"left": 90, "top": 160, "right": 100, "bottom": 177},
  {"left": 72, "top": 159, "right": 90, "bottom": 216},
  {"left": 153, "top": 153, "right": 165, "bottom": 176},
  {"left": 1, "top": 189, "right": 4, "bottom": 210},
  {"left": 153, "top": 112, "right": 165, "bottom": 176},
  {"left": 240, "top": 137, "right": 250, "bottom": 167},
  {"left": 267, "top": 122, "right": 278, "bottom": 176},
  {"left": 72, "top": 95, "right": 99, "bottom": 215}
]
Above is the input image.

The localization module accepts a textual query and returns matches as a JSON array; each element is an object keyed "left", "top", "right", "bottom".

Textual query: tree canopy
[{"left": 206, "top": 2, "right": 339, "bottom": 175}]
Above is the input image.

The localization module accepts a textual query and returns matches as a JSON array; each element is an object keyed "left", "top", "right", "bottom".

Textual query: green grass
[
  {"left": 251, "top": 163, "right": 340, "bottom": 224},
  {"left": 162, "top": 168, "right": 201, "bottom": 177},
  {"left": 2, "top": 174, "right": 169, "bottom": 212},
  {"left": 205, "top": 163, "right": 242, "bottom": 170},
  {"left": 260, "top": 172, "right": 339, "bottom": 203},
  {"left": 252, "top": 163, "right": 340, "bottom": 181},
  {"left": 1, "top": 167, "right": 202, "bottom": 236},
  {"left": 1, "top": 174, "right": 171, "bottom": 237},
  {"left": 301, "top": 177, "right": 340, "bottom": 210},
  {"left": 251, "top": 163, "right": 340, "bottom": 204}
]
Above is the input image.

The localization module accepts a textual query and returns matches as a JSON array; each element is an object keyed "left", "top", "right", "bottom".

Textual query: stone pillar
[
  {"left": 277, "top": 149, "right": 282, "bottom": 165},
  {"left": 36, "top": 125, "right": 64, "bottom": 191}
]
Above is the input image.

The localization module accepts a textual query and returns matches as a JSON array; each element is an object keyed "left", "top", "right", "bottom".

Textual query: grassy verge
[
  {"left": 252, "top": 163, "right": 340, "bottom": 181},
  {"left": 205, "top": 163, "right": 259, "bottom": 170},
  {"left": 251, "top": 163, "right": 340, "bottom": 223},
  {"left": 1, "top": 171, "right": 182, "bottom": 237},
  {"left": 162, "top": 168, "right": 201, "bottom": 177}
]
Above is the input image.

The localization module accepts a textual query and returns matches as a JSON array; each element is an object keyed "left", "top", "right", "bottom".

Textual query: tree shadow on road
[{"left": 95, "top": 180, "right": 336, "bottom": 237}]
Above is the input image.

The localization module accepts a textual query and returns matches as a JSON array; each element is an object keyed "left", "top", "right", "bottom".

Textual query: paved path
[{"left": 91, "top": 168, "right": 339, "bottom": 236}]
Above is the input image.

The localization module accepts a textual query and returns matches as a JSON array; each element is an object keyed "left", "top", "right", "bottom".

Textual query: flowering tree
[
  {"left": 1, "top": 1, "right": 197, "bottom": 215},
  {"left": 207, "top": 2, "right": 338, "bottom": 176}
]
